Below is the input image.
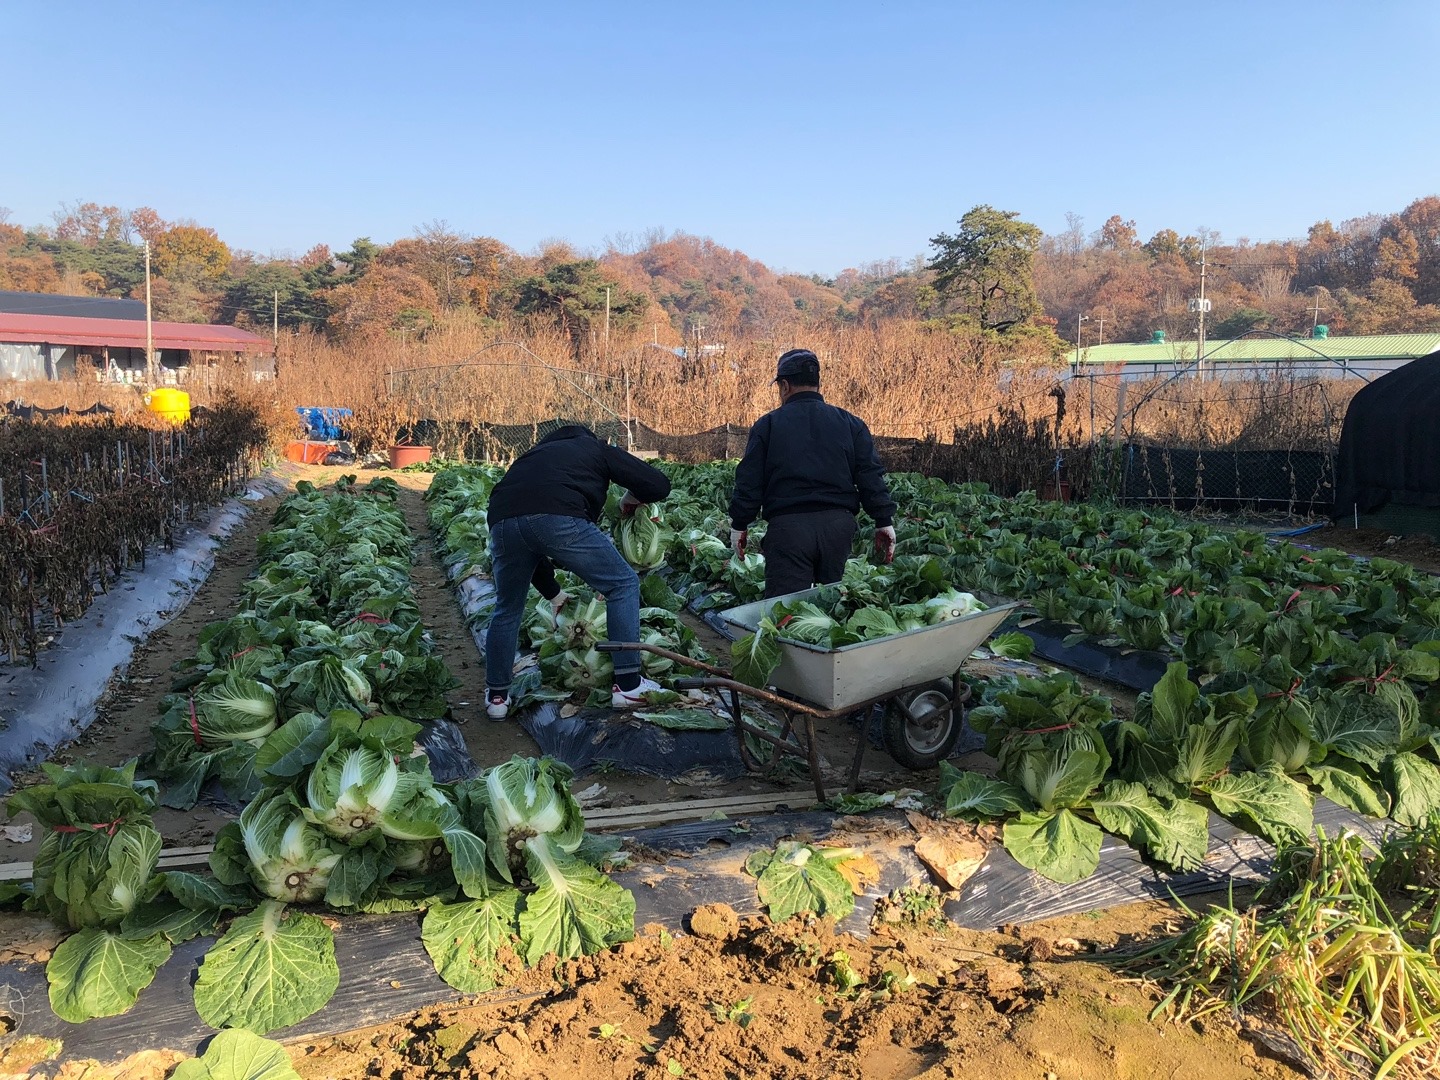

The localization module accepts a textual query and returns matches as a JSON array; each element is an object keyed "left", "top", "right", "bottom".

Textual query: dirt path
[{"left": 1301, "top": 524, "right": 1440, "bottom": 573}]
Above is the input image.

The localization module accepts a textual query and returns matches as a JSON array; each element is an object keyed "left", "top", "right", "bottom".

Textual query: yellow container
[{"left": 145, "top": 388, "right": 191, "bottom": 425}]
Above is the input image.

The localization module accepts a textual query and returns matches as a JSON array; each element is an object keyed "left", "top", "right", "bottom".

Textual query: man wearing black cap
[{"left": 728, "top": 348, "right": 897, "bottom": 599}]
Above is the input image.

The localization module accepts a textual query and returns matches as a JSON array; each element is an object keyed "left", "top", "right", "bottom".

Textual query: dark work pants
[{"left": 760, "top": 509, "right": 858, "bottom": 599}]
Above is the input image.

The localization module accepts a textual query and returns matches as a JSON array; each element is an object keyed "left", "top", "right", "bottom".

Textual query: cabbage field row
[
  {"left": 146, "top": 474, "right": 458, "bottom": 807},
  {"left": 426, "top": 460, "right": 1440, "bottom": 884},
  {"left": 4, "top": 475, "right": 637, "bottom": 1038}
]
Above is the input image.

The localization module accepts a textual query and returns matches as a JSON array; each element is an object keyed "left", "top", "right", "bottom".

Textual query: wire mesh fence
[
  {"left": 1068, "top": 369, "right": 1349, "bottom": 516},
  {"left": 377, "top": 350, "right": 1350, "bottom": 517},
  {"left": 384, "top": 345, "right": 634, "bottom": 462}
]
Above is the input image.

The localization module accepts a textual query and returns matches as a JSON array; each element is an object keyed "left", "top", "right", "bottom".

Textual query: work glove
[
  {"left": 549, "top": 589, "right": 571, "bottom": 626},
  {"left": 730, "top": 528, "right": 748, "bottom": 559},
  {"left": 874, "top": 525, "right": 897, "bottom": 565},
  {"left": 619, "top": 493, "right": 643, "bottom": 517}
]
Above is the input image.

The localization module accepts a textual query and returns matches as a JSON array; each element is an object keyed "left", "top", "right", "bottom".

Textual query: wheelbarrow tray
[{"left": 719, "top": 587, "right": 1021, "bottom": 711}]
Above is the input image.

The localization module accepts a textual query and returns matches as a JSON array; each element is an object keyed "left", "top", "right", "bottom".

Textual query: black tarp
[{"left": 1335, "top": 352, "right": 1440, "bottom": 517}]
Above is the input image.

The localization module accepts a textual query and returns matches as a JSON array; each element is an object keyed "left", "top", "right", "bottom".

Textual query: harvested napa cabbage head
[
  {"left": 236, "top": 789, "right": 344, "bottom": 903},
  {"left": 615, "top": 509, "right": 671, "bottom": 570},
  {"left": 192, "top": 673, "right": 279, "bottom": 747},
  {"left": 6, "top": 760, "right": 163, "bottom": 930},
  {"left": 303, "top": 729, "right": 430, "bottom": 842},
  {"left": 924, "top": 589, "right": 986, "bottom": 624},
  {"left": 456, "top": 755, "right": 585, "bottom": 884}
]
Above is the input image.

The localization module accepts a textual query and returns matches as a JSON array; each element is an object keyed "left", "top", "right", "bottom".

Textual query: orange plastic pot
[{"left": 389, "top": 445, "right": 433, "bottom": 469}]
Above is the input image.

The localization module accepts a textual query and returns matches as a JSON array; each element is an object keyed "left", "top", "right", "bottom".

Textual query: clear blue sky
[{"left": 5, "top": 0, "right": 1438, "bottom": 275}]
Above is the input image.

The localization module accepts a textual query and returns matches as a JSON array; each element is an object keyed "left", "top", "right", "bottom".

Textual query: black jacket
[
  {"left": 728, "top": 391, "right": 895, "bottom": 530},
  {"left": 487, "top": 425, "right": 671, "bottom": 525}
]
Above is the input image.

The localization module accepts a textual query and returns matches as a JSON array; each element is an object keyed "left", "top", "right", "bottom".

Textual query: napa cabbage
[{"left": 233, "top": 790, "right": 344, "bottom": 903}]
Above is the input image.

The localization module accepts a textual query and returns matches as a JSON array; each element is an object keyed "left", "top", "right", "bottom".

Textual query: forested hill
[{"left": 2, "top": 197, "right": 1438, "bottom": 347}]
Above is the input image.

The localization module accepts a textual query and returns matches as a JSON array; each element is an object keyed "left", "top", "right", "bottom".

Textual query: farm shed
[
  {"left": 1066, "top": 329, "right": 1440, "bottom": 381},
  {"left": 0, "top": 310, "right": 272, "bottom": 382},
  {"left": 1333, "top": 351, "right": 1440, "bottom": 535}
]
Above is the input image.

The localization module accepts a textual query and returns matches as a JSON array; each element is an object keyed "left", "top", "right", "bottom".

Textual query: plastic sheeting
[
  {"left": 0, "top": 475, "right": 290, "bottom": 794},
  {"left": 1016, "top": 619, "right": 1174, "bottom": 694},
  {"left": 945, "top": 796, "right": 1387, "bottom": 930},
  {"left": 0, "top": 342, "right": 48, "bottom": 380}
]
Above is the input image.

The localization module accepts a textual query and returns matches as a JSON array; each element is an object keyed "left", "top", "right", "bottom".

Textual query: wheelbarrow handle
[{"left": 593, "top": 641, "right": 731, "bottom": 678}]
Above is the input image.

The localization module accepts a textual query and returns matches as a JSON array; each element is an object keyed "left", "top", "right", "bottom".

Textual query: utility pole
[
  {"left": 1074, "top": 314, "right": 1088, "bottom": 374},
  {"left": 1190, "top": 243, "right": 1210, "bottom": 379},
  {"left": 144, "top": 240, "right": 155, "bottom": 384},
  {"left": 1311, "top": 286, "right": 1324, "bottom": 330},
  {"left": 1096, "top": 313, "right": 1105, "bottom": 346},
  {"left": 272, "top": 290, "right": 279, "bottom": 350},
  {"left": 603, "top": 287, "right": 611, "bottom": 356}
]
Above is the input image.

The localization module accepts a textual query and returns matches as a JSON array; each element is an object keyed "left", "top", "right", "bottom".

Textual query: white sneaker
[
  {"left": 486, "top": 690, "right": 510, "bottom": 721},
  {"left": 611, "top": 676, "right": 663, "bottom": 709}
]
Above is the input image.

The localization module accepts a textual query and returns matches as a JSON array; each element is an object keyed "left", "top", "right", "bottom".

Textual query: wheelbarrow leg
[
  {"left": 759, "top": 710, "right": 801, "bottom": 781},
  {"left": 803, "top": 714, "right": 826, "bottom": 802},
  {"left": 845, "top": 707, "right": 870, "bottom": 794}
]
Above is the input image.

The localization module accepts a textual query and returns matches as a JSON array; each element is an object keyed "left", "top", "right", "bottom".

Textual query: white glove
[
  {"left": 730, "top": 528, "right": 748, "bottom": 558},
  {"left": 619, "top": 493, "right": 643, "bottom": 517},
  {"left": 549, "top": 589, "right": 571, "bottom": 625},
  {"left": 874, "top": 525, "right": 897, "bottom": 564}
]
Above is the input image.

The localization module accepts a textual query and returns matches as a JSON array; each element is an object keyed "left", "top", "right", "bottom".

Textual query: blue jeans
[{"left": 484, "top": 513, "right": 641, "bottom": 694}]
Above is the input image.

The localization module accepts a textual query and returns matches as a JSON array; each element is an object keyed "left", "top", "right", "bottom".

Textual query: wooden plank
[
  {"left": 586, "top": 790, "right": 812, "bottom": 819},
  {"left": 0, "top": 794, "right": 814, "bottom": 882},
  {"left": 592, "top": 805, "right": 805, "bottom": 832}
]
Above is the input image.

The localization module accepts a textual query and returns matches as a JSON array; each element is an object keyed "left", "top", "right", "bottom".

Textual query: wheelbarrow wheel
[{"left": 882, "top": 680, "right": 962, "bottom": 770}]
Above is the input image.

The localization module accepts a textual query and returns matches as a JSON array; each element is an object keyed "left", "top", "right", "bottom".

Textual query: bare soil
[
  {"left": 1301, "top": 524, "right": 1440, "bottom": 574},
  {"left": 286, "top": 896, "right": 1301, "bottom": 1080},
  {"left": 1, "top": 894, "right": 1303, "bottom": 1080}
]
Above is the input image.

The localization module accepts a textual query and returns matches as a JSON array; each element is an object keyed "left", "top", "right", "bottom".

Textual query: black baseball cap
[{"left": 774, "top": 348, "right": 820, "bottom": 383}]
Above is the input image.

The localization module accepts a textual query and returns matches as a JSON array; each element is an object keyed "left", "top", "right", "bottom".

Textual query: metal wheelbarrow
[{"left": 598, "top": 587, "right": 1019, "bottom": 801}]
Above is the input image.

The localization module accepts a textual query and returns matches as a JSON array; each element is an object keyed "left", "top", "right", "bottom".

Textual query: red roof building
[{"left": 0, "top": 311, "right": 272, "bottom": 382}]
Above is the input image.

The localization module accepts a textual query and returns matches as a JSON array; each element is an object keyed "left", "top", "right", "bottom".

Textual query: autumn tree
[
  {"left": 1098, "top": 215, "right": 1139, "bottom": 250},
  {"left": 144, "top": 277, "right": 216, "bottom": 323},
  {"left": 463, "top": 236, "right": 514, "bottom": 312},
  {"left": 1375, "top": 221, "right": 1420, "bottom": 283},
  {"left": 128, "top": 207, "right": 169, "bottom": 246},
  {"left": 323, "top": 264, "right": 439, "bottom": 338},
  {"left": 514, "top": 259, "right": 647, "bottom": 351},
  {"left": 52, "top": 202, "right": 128, "bottom": 246},
  {"left": 856, "top": 274, "right": 936, "bottom": 323},
  {"left": 927, "top": 205, "right": 1043, "bottom": 332},
  {"left": 153, "top": 225, "right": 231, "bottom": 282},
  {"left": 0, "top": 249, "right": 62, "bottom": 292},
  {"left": 1399, "top": 196, "right": 1440, "bottom": 305}
]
